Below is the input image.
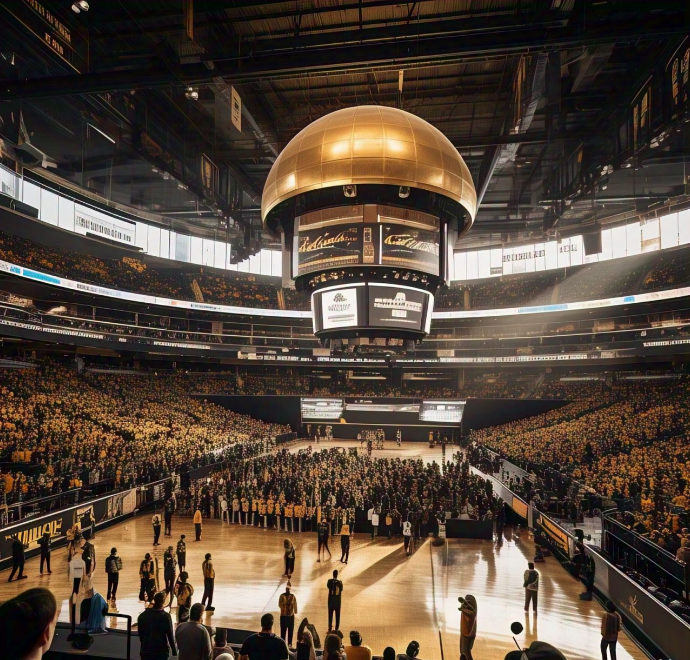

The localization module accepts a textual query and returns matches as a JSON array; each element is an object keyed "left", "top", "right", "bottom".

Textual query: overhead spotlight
[
  {"left": 185, "top": 86, "right": 199, "bottom": 101},
  {"left": 398, "top": 186, "right": 410, "bottom": 198},
  {"left": 71, "top": 0, "right": 89, "bottom": 12},
  {"left": 343, "top": 184, "right": 357, "bottom": 198}
]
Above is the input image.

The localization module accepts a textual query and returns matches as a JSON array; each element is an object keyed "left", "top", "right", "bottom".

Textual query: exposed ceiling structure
[{"left": 0, "top": 0, "right": 689, "bottom": 256}]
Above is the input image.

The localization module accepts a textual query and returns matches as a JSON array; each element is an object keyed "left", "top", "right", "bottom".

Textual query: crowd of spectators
[
  {"left": 4, "top": 228, "right": 690, "bottom": 315},
  {"left": 0, "top": 362, "right": 291, "bottom": 505},
  {"left": 186, "top": 446, "right": 497, "bottom": 536},
  {"left": 470, "top": 377, "right": 690, "bottom": 546}
]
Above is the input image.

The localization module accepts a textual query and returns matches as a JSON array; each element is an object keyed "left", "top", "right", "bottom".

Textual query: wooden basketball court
[{"left": 0, "top": 511, "right": 647, "bottom": 660}]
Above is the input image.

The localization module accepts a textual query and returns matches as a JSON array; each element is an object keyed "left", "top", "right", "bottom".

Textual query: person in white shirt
[
  {"left": 152, "top": 512, "right": 162, "bottom": 546},
  {"left": 69, "top": 554, "right": 86, "bottom": 596},
  {"left": 220, "top": 497, "right": 229, "bottom": 524},
  {"left": 402, "top": 519, "right": 412, "bottom": 554},
  {"left": 371, "top": 509, "right": 380, "bottom": 539}
]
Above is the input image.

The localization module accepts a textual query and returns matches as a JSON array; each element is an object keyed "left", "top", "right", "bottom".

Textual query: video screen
[
  {"left": 300, "top": 398, "right": 464, "bottom": 426},
  {"left": 301, "top": 398, "right": 344, "bottom": 421},
  {"left": 380, "top": 224, "right": 440, "bottom": 276},
  {"left": 318, "top": 287, "right": 360, "bottom": 330},
  {"left": 419, "top": 400, "right": 466, "bottom": 423},
  {"left": 297, "top": 224, "right": 362, "bottom": 276},
  {"left": 368, "top": 285, "right": 428, "bottom": 331}
]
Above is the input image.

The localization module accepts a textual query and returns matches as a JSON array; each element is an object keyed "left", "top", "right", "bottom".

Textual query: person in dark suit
[
  {"left": 39, "top": 532, "right": 52, "bottom": 575},
  {"left": 8, "top": 535, "right": 27, "bottom": 582}
]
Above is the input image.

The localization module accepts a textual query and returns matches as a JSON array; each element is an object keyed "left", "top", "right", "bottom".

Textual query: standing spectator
[
  {"left": 601, "top": 601, "right": 622, "bottom": 660},
  {"left": 194, "top": 509, "right": 203, "bottom": 542},
  {"left": 0, "top": 588, "right": 58, "bottom": 660},
  {"left": 8, "top": 535, "right": 26, "bottom": 582},
  {"left": 201, "top": 553, "right": 215, "bottom": 612},
  {"left": 296, "top": 629, "right": 316, "bottom": 660},
  {"left": 163, "top": 546, "right": 177, "bottom": 598},
  {"left": 212, "top": 629, "right": 235, "bottom": 659},
  {"left": 174, "top": 572, "right": 194, "bottom": 623},
  {"left": 104, "top": 547, "right": 122, "bottom": 603},
  {"left": 344, "top": 630, "right": 372, "bottom": 660},
  {"left": 220, "top": 497, "right": 229, "bottom": 524},
  {"left": 38, "top": 532, "right": 51, "bottom": 576},
  {"left": 340, "top": 524, "right": 350, "bottom": 564},
  {"left": 177, "top": 535, "right": 187, "bottom": 572},
  {"left": 283, "top": 539, "right": 296, "bottom": 578},
  {"left": 152, "top": 511, "right": 162, "bottom": 546},
  {"left": 523, "top": 562, "right": 539, "bottom": 613},
  {"left": 326, "top": 569, "right": 343, "bottom": 632},
  {"left": 175, "top": 603, "right": 212, "bottom": 660},
  {"left": 278, "top": 582, "right": 298, "bottom": 647},
  {"left": 458, "top": 595, "right": 477, "bottom": 660},
  {"left": 138, "top": 592, "right": 177, "bottom": 660},
  {"left": 238, "top": 613, "right": 289, "bottom": 660},
  {"left": 139, "top": 553, "right": 156, "bottom": 603}
]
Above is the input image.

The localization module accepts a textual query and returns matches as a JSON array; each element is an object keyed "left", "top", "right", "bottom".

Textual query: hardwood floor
[
  {"left": 0, "top": 443, "right": 648, "bottom": 659},
  {"left": 0, "top": 515, "right": 647, "bottom": 660}
]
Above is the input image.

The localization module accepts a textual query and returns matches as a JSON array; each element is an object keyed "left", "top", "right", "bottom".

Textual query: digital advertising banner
[
  {"left": 297, "top": 224, "right": 362, "bottom": 275},
  {"left": 369, "top": 284, "right": 428, "bottom": 331},
  {"left": 380, "top": 224, "right": 440, "bottom": 275}
]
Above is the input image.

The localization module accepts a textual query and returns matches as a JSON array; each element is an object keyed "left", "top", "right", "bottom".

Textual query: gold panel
[{"left": 262, "top": 105, "right": 477, "bottom": 225}]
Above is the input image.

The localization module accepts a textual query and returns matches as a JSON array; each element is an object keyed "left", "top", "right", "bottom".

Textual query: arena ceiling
[{"left": 0, "top": 1, "right": 689, "bottom": 253}]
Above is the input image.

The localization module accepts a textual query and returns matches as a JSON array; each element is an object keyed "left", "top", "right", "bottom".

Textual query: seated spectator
[
  {"left": 323, "top": 633, "right": 345, "bottom": 660},
  {"left": 213, "top": 629, "right": 235, "bottom": 659},
  {"left": 397, "top": 641, "right": 422, "bottom": 660},
  {"left": 0, "top": 588, "right": 58, "bottom": 660},
  {"left": 344, "top": 630, "right": 372, "bottom": 660},
  {"left": 296, "top": 629, "right": 316, "bottom": 660}
]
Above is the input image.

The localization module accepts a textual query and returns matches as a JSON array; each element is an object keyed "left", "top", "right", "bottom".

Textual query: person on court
[
  {"left": 176, "top": 534, "right": 187, "bottom": 572},
  {"left": 139, "top": 552, "right": 156, "bottom": 603},
  {"left": 317, "top": 519, "right": 331, "bottom": 562},
  {"left": 163, "top": 546, "right": 177, "bottom": 599},
  {"left": 326, "top": 569, "right": 343, "bottom": 632},
  {"left": 523, "top": 561, "right": 539, "bottom": 613},
  {"left": 105, "top": 547, "right": 122, "bottom": 603},
  {"left": 193, "top": 508, "right": 203, "bottom": 541},
  {"left": 201, "top": 552, "right": 215, "bottom": 612},
  {"left": 283, "top": 539, "right": 296, "bottom": 578},
  {"left": 152, "top": 511, "right": 162, "bottom": 546},
  {"left": 340, "top": 523, "right": 350, "bottom": 564},
  {"left": 278, "top": 582, "right": 298, "bottom": 647},
  {"left": 164, "top": 497, "right": 175, "bottom": 536},
  {"left": 39, "top": 531, "right": 52, "bottom": 576},
  {"left": 403, "top": 517, "right": 413, "bottom": 554},
  {"left": 8, "top": 535, "right": 27, "bottom": 582},
  {"left": 174, "top": 571, "right": 194, "bottom": 622}
]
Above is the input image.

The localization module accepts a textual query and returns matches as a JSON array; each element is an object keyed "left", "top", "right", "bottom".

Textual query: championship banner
[{"left": 535, "top": 511, "right": 572, "bottom": 558}]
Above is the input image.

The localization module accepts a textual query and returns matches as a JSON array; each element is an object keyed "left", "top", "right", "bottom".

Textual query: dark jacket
[
  {"left": 12, "top": 539, "right": 24, "bottom": 561},
  {"left": 138, "top": 607, "right": 177, "bottom": 658}
]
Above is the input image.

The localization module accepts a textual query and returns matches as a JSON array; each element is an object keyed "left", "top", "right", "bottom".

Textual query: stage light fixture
[
  {"left": 72, "top": 0, "right": 89, "bottom": 12},
  {"left": 185, "top": 86, "right": 199, "bottom": 101},
  {"left": 398, "top": 186, "right": 410, "bottom": 198}
]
